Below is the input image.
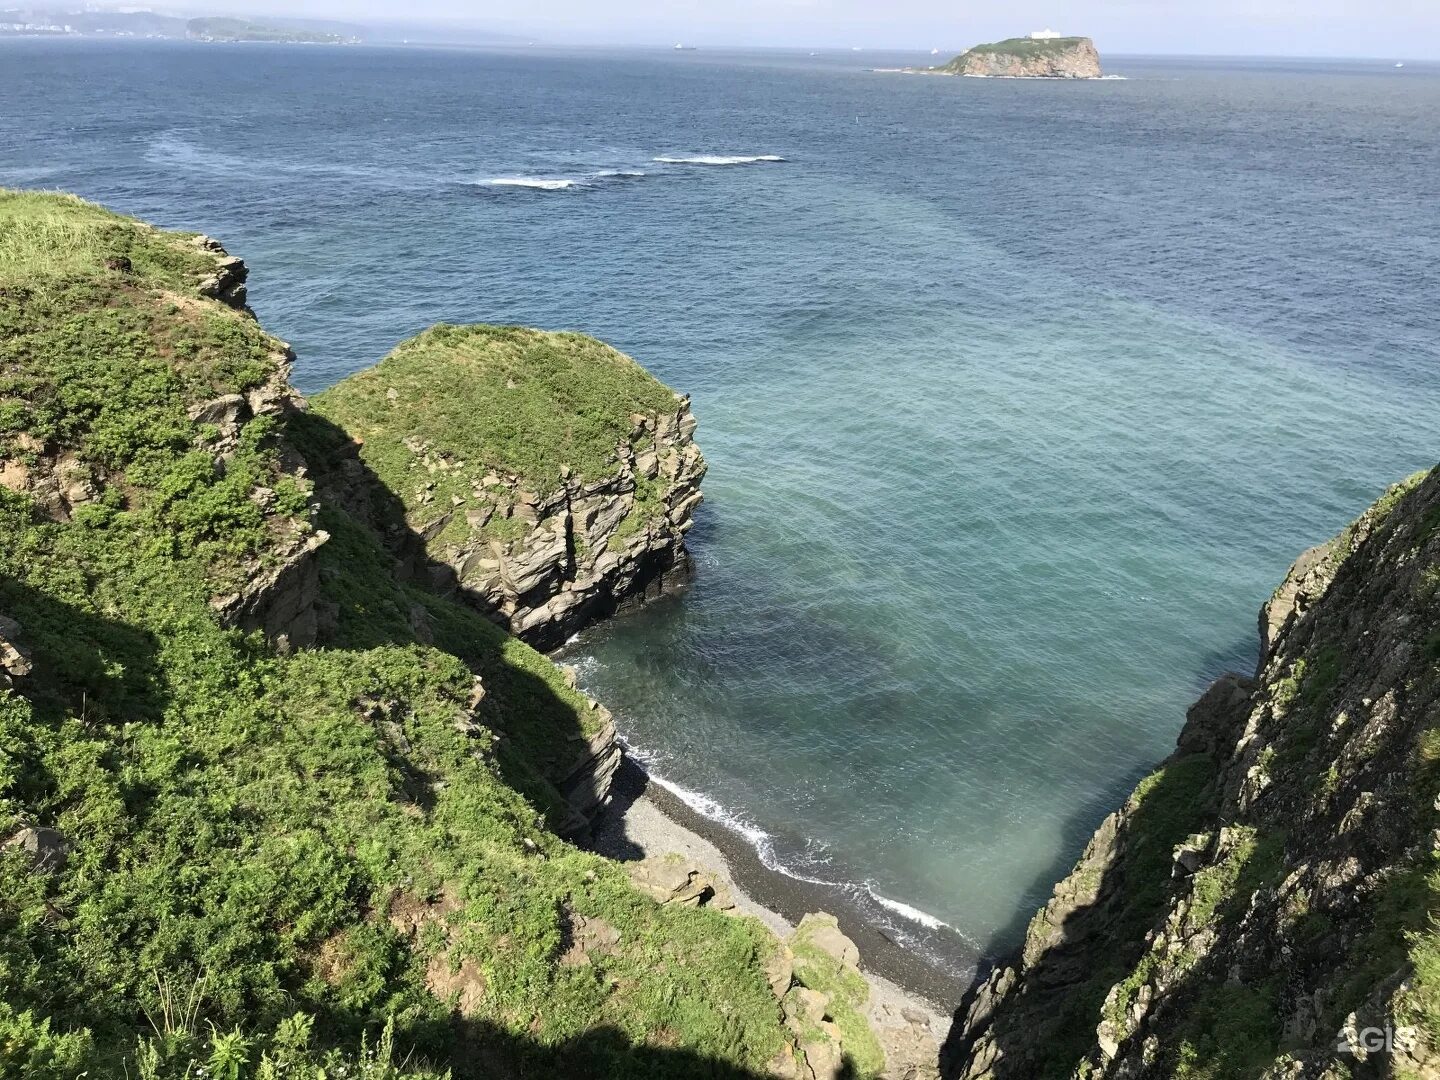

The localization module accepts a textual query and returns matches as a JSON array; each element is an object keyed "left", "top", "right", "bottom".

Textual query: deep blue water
[{"left": 4, "top": 39, "right": 1438, "bottom": 976}]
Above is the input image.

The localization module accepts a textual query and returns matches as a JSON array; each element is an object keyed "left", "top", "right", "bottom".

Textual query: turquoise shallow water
[{"left": 4, "top": 40, "right": 1438, "bottom": 974}]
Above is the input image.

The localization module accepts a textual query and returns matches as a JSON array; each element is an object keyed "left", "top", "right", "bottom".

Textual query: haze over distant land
[{"left": 217, "top": 0, "right": 1434, "bottom": 58}]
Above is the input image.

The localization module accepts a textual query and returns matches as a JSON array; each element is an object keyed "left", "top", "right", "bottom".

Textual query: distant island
[
  {"left": 902, "top": 30, "right": 1104, "bottom": 79},
  {"left": 0, "top": 7, "right": 361, "bottom": 42}
]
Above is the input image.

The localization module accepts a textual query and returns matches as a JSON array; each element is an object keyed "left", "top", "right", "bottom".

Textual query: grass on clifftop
[
  {"left": 0, "top": 190, "right": 213, "bottom": 286},
  {"left": 957, "top": 36, "right": 1088, "bottom": 58},
  {"left": 0, "top": 192, "right": 791, "bottom": 1078},
  {"left": 313, "top": 324, "right": 679, "bottom": 494},
  {"left": 939, "top": 36, "right": 1091, "bottom": 72}
]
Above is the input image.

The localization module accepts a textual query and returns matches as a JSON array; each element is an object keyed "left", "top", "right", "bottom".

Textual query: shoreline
[
  {"left": 587, "top": 753, "right": 966, "bottom": 1026},
  {"left": 870, "top": 67, "right": 1123, "bottom": 80}
]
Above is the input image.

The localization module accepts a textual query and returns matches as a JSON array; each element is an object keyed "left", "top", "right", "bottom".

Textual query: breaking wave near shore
[{"left": 615, "top": 731, "right": 978, "bottom": 977}]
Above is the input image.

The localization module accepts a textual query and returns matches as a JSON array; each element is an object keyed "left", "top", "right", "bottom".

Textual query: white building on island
[{"left": 1028, "top": 28, "right": 1064, "bottom": 40}]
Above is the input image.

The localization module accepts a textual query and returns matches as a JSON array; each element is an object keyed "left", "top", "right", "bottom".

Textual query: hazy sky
[{"left": 249, "top": 0, "right": 1437, "bottom": 58}]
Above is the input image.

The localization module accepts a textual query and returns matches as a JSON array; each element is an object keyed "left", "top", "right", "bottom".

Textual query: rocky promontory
[
  {"left": 308, "top": 324, "right": 706, "bottom": 652},
  {"left": 946, "top": 466, "right": 1440, "bottom": 1077},
  {"left": 936, "top": 36, "right": 1102, "bottom": 79}
]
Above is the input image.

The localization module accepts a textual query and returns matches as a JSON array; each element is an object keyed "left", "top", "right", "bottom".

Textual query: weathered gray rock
[
  {"left": 766, "top": 942, "right": 796, "bottom": 999},
  {"left": 784, "top": 986, "right": 831, "bottom": 1029},
  {"left": 794, "top": 912, "right": 860, "bottom": 967},
  {"left": 211, "top": 528, "right": 328, "bottom": 650},
  {"left": 5, "top": 825, "right": 67, "bottom": 872},
  {"left": 800, "top": 1025, "right": 846, "bottom": 1080},
  {"left": 626, "top": 854, "right": 720, "bottom": 908},
  {"left": 0, "top": 614, "right": 32, "bottom": 686},
  {"left": 400, "top": 397, "right": 706, "bottom": 652}
]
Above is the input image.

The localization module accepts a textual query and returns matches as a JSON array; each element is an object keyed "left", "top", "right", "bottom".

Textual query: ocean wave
[
  {"left": 652, "top": 154, "right": 785, "bottom": 166},
  {"left": 477, "top": 169, "right": 647, "bottom": 191},
  {"left": 610, "top": 738, "right": 977, "bottom": 974},
  {"left": 619, "top": 739, "right": 840, "bottom": 886},
  {"left": 863, "top": 884, "right": 953, "bottom": 931},
  {"left": 479, "top": 176, "right": 580, "bottom": 191}
]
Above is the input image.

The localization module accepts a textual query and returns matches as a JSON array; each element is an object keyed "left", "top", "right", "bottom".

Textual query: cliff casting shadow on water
[{"left": 938, "top": 637, "right": 1257, "bottom": 1078}]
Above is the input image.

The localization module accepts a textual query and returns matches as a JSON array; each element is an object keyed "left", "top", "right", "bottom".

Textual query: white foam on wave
[
  {"left": 652, "top": 154, "right": 786, "bottom": 166},
  {"left": 480, "top": 176, "right": 579, "bottom": 190},
  {"left": 593, "top": 169, "right": 647, "bottom": 178},
  {"left": 606, "top": 736, "right": 978, "bottom": 973},
  {"left": 864, "top": 884, "right": 953, "bottom": 931},
  {"left": 619, "top": 739, "right": 840, "bottom": 887}
]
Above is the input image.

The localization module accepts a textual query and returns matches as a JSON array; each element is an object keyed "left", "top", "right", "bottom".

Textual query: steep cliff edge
[
  {"left": 938, "top": 37, "right": 1102, "bottom": 79},
  {"left": 947, "top": 466, "right": 1440, "bottom": 1078},
  {"left": 0, "top": 192, "right": 890, "bottom": 1080},
  {"left": 307, "top": 324, "right": 706, "bottom": 652}
]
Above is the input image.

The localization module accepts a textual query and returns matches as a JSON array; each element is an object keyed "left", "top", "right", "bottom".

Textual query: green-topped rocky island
[{"left": 906, "top": 33, "right": 1104, "bottom": 79}]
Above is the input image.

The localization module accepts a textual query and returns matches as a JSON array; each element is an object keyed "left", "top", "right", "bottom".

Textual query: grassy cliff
[
  {"left": 310, "top": 324, "right": 681, "bottom": 552},
  {"left": 0, "top": 192, "right": 804, "bottom": 1079},
  {"left": 306, "top": 325, "right": 708, "bottom": 650}
]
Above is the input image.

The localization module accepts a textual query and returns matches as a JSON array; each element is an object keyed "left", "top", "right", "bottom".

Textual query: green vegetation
[
  {"left": 939, "top": 35, "right": 1090, "bottom": 72},
  {"left": 0, "top": 190, "right": 211, "bottom": 284},
  {"left": 310, "top": 324, "right": 681, "bottom": 549},
  {"left": 314, "top": 324, "right": 677, "bottom": 493},
  {"left": 0, "top": 192, "right": 794, "bottom": 1078},
  {"left": 959, "top": 36, "right": 1087, "bottom": 57},
  {"left": 1169, "top": 981, "right": 1281, "bottom": 1079}
]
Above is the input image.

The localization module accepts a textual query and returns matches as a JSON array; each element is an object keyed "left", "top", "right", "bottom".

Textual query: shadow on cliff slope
[
  {"left": 286, "top": 409, "right": 613, "bottom": 833},
  {"left": 0, "top": 578, "right": 167, "bottom": 797},
  {"left": 415, "top": 1014, "right": 863, "bottom": 1080},
  {"left": 273, "top": 411, "right": 857, "bottom": 1079}
]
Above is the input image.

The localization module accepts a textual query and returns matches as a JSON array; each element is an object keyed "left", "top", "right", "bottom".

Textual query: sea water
[{"left": 4, "top": 40, "right": 1437, "bottom": 974}]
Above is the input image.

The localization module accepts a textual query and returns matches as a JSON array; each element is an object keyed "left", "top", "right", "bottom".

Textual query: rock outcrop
[
  {"left": 0, "top": 614, "right": 32, "bottom": 688},
  {"left": 397, "top": 399, "right": 704, "bottom": 651},
  {"left": 310, "top": 325, "right": 706, "bottom": 652},
  {"left": 938, "top": 37, "right": 1102, "bottom": 79},
  {"left": 3, "top": 824, "right": 67, "bottom": 873},
  {"left": 945, "top": 467, "right": 1440, "bottom": 1078}
]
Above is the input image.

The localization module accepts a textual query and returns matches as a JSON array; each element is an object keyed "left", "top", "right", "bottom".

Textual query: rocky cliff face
[
  {"left": 397, "top": 398, "right": 704, "bottom": 651},
  {"left": 941, "top": 37, "right": 1102, "bottom": 79},
  {"left": 946, "top": 466, "right": 1440, "bottom": 1078},
  {"left": 186, "top": 246, "right": 327, "bottom": 649}
]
